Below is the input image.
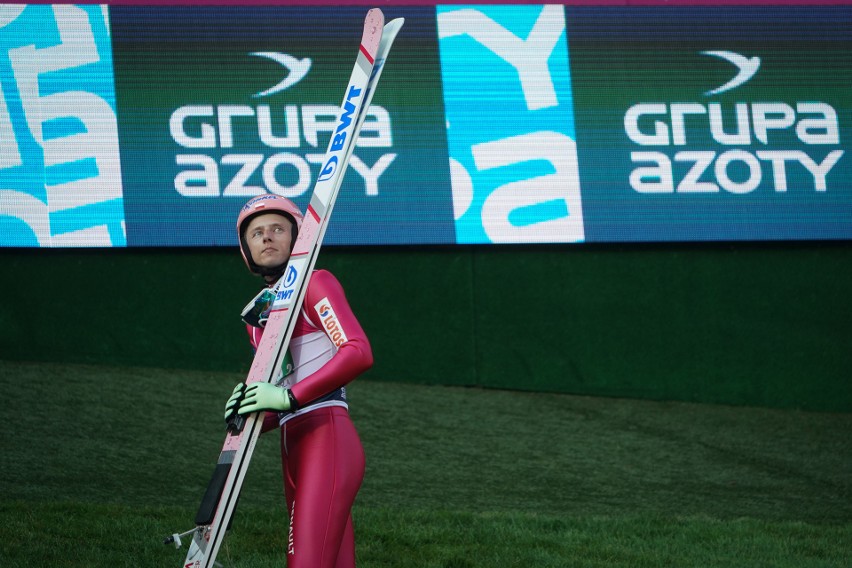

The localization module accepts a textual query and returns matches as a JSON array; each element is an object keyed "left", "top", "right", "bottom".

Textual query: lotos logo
[{"left": 314, "top": 298, "right": 348, "bottom": 347}]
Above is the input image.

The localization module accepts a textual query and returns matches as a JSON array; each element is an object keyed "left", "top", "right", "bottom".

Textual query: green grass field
[{"left": 1, "top": 359, "right": 849, "bottom": 567}]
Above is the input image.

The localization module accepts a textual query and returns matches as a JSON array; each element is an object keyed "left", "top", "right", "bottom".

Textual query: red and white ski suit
[{"left": 246, "top": 269, "right": 372, "bottom": 568}]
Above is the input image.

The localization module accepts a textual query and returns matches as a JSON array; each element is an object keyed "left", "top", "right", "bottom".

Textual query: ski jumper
[{"left": 245, "top": 269, "right": 372, "bottom": 568}]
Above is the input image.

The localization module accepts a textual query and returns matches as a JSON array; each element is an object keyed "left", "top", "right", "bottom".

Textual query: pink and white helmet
[{"left": 236, "top": 195, "right": 304, "bottom": 274}]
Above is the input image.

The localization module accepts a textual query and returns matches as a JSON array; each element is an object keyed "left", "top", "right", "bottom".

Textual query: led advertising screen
[
  {"left": 0, "top": 4, "right": 124, "bottom": 247},
  {"left": 1, "top": 3, "right": 850, "bottom": 247},
  {"left": 566, "top": 5, "right": 852, "bottom": 242},
  {"left": 110, "top": 5, "right": 455, "bottom": 246},
  {"left": 438, "top": 4, "right": 584, "bottom": 244}
]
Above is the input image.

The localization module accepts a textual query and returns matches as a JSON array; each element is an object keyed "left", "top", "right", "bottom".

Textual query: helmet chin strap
[{"left": 258, "top": 262, "right": 287, "bottom": 284}]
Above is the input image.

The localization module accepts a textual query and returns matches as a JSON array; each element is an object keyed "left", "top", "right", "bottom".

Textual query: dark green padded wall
[
  {"left": 1, "top": 244, "right": 849, "bottom": 411},
  {"left": 472, "top": 245, "right": 851, "bottom": 411}
]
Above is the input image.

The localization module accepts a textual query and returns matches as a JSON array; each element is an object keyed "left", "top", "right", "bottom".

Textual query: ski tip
[
  {"left": 383, "top": 17, "right": 405, "bottom": 40},
  {"left": 366, "top": 7, "right": 384, "bottom": 22},
  {"left": 361, "top": 8, "right": 385, "bottom": 60}
]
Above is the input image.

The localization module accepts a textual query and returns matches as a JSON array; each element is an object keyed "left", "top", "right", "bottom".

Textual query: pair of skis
[{"left": 165, "top": 9, "right": 404, "bottom": 568}]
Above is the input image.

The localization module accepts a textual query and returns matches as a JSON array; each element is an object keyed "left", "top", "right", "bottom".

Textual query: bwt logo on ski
[
  {"left": 314, "top": 299, "right": 348, "bottom": 347},
  {"left": 271, "top": 260, "right": 305, "bottom": 309},
  {"left": 318, "top": 84, "right": 363, "bottom": 183},
  {"left": 283, "top": 264, "right": 298, "bottom": 287},
  {"left": 624, "top": 50, "right": 844, "bottom": 195},
  {"left": 168, "top": 52, "right": 396, "bottom": 199},
  {"left": 275, "top": 265, "right": 299, "bottom": 302}
]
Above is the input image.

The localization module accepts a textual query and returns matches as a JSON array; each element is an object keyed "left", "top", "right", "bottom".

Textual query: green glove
[
  {"left": 237, "top": 382, "right": 292, "bottom": 415},
  {"left": 224, "top": 382, "right": 246, "bottom": 421}
]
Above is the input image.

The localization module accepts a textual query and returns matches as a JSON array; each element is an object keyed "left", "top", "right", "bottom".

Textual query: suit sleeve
[{"left": 290, "top": 270, "right": 373, "bottom": 406}]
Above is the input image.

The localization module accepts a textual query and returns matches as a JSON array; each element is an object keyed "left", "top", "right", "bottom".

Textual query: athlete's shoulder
[
  {"left": 308, "top": 269, "right": 343, "bottom": 291},
  {"left": 305, "top": 269, "right": 348, "bottom": 312},
  {"left": 311, "top": 268, "right": 337, "bottom": 280}
]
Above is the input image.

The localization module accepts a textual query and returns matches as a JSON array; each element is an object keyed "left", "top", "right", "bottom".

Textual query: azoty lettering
[
  {"left": 168, "top": 82, "right": 394, "bottom": 198},
  {"left": 623, "top": 51, "right": 844, "bottom": 195},
  {"left": 314, "top": 297, "right": 349, "bottom": 347}
]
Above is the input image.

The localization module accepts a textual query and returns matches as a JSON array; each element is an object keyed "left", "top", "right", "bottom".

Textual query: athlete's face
[{"left": 244, "top": 213, "right": 294, "bottom": 269}]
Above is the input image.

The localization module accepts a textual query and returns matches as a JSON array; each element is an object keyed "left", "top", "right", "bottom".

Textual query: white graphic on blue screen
[
  {"left": 701, "top": 51, "right": 760, "bottom": 96},
  {"left": 0, "top": 4, "right": 124, "bottom": 247},
  {"left": 438, "top": 4, "right": 584, "bottom": 243},
  {"left": 250, "top": 52, "right": 312, "bottom": 98},
  {"left": 169, "top": 57, "right": 393, "bottom": 202}
]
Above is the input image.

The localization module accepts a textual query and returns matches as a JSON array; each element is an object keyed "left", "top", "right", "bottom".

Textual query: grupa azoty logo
[
  {"left": 624, "top": 50, "right": 843, "bottom": 195},
  {"left": 168, "top": 51, "right": 395, "bottom": 200}
]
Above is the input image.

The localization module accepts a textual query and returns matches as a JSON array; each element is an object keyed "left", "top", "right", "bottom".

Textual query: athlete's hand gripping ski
[{"left": 224, "top": 382, "right": 293, "bottom": 420}]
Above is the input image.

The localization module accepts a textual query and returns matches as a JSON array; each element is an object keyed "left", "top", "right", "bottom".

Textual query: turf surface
[{"left": 1, "top": 360, "right": 849, "bottom": 566}]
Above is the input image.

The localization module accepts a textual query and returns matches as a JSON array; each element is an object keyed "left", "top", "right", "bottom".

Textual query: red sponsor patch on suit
[{"left": 314, "top": 297, "right": 349, "bottom": 347}]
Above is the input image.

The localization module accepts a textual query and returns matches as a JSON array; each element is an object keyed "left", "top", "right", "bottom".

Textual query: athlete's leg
[
  {"left": 334, "top": 514, "right": 356, "bottom": 568},
  {"left": 284, "top": 407, "right": 365, "bottom": 568},
  {"left": 280, "top": 425, "right": 297, "bottom": 556}
]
